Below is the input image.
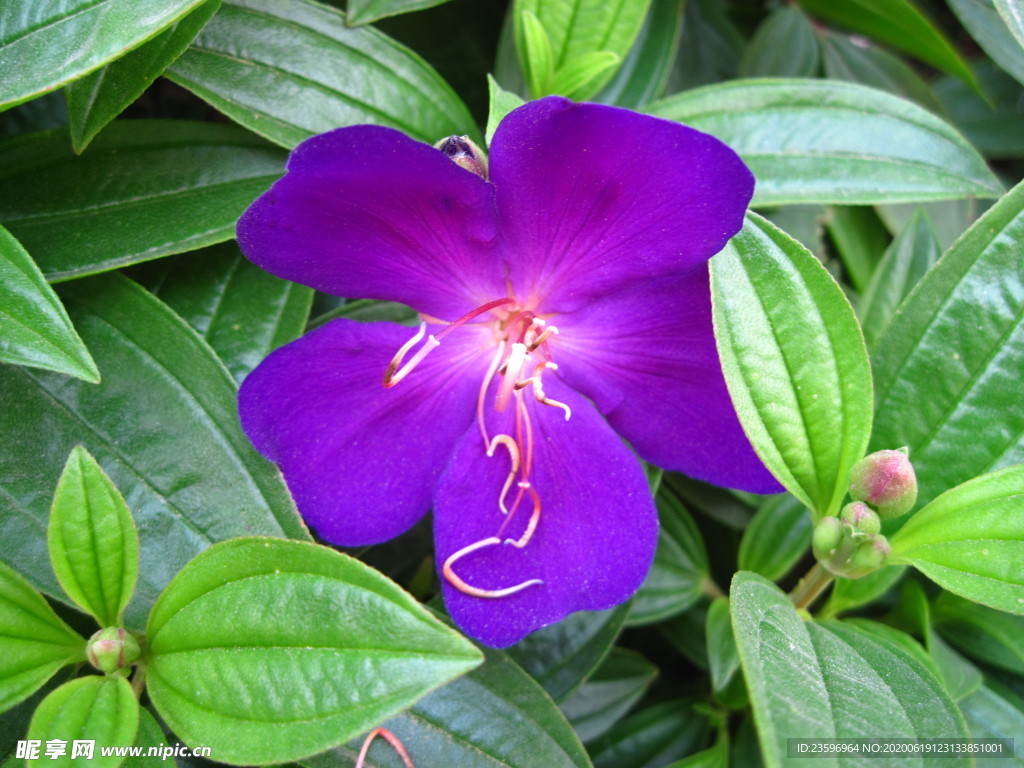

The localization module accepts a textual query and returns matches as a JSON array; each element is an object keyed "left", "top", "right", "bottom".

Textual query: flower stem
[
  {"left": 701, "top": 576, "right": 725, "bottom": 600},
  {"left": 789, "top": 562, "right": 834, "bottom": 611}
]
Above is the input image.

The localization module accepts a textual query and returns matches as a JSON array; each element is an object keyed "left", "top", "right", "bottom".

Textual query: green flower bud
[
  {"left": 812, "top": 516, "right": 843, "bottom": 560},
  {"left": 86, "top": 627, "right": 141, "bottom": 675},
  {"left": 435, "top": 135, "right": 489, "bottom": 179},
  {"left": 840, "top": 501, "right": 881, "bottom": 536},
  {"left": 847, "top": 535, "right": 891, "bottom": 577},
  {"left": 848, "top": 449, "right": 918, "bottom": 519}
]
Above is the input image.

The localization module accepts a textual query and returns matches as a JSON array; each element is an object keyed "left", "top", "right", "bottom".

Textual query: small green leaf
[
  {"left": 48, "top": 447, "right": 139, "bottom": 627},
  {"left": 739, "top": 7, "right": 820, "bottom": 78},
  {"left": 588, "top": 699, "right": 711, "bottom": 768},
  {"left": 797, "top": 0, "right": 978, "bottom": 89},
  {"left": 0, "top": 0, "right": 210, "bottom": 111},
  {"left": 520, "top": 10, "right": 556, "bottom": 98},
  {"left": 559, "top": 648, "right": 658, "bottom": 744},
  {"left": 551, "top": 52, "right": 621, "bottom": 101},
  {"left": 738, "top": 495, "right": 812, "bottom": 581},
  {"left": 872, "top": 180, "right": 1024, "bottom": 508},
  {"left": 949, "top": 0, "right": 1024, "bottom": 87},
  {"left": 648, "top": 79, "right": 1002, "bottom": 206},
  {"left": 596, "top": 0, "right": 684, "bottom": 109},
  {"left": 0, "top": 561, "right": 84, "bottom": 715},
  {"left": 486, "top": 74, "right": 526, "bottom": 147},
  {"left": 731, "top": 572, "right": 970, "bottom": 768},
  {"left": 26, "top": 677, "right": 138, "bottom": 768},
  {"left": 933, "top": 592, "right": 1024, "bottom": 675},
  {"left": 629, "top": 492, "right": 708, "bottom": 626},
  {"left": 825, "top": 206, "right": 891, "bottom": 294},
  {"left": 0, "top": 122, "right": 285, "bottom": 282},
  {"left": 65, "top": 0, "right": 223, "bottom": 154},
  {"left": 995, "top": 0, "right": 1024, "bottom": 51},
  {"left": 705, "top": 598, "right": 739, "bottom": 695},
  {"left": 710, "top": 214, "right": 873, "bottom": 518},
  {"left": 167, "top": 0, "right": 478, "bottom": 148},
  {"left": 0, "top": 225, "right": 98, "bottom": 383},
  {"left": 857, "top": 208, "right": 941, "bottom": 350},
  {"left": 347, "top": 0, "right": 454, "bottom": 25},
  {"left": 146, "top": 538, "right": 482, "bottom": 765},
  {"left": 663, "top": 728, "right": 729, "bottom": 768},
  {"left": 823, "top": 565, "right": 906, "bottom": 617},
  {"left": 890, "top": 464, "right": 1024, "bottom": 615}
]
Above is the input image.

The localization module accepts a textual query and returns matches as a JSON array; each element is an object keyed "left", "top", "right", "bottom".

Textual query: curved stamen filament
[
  {"left": 434, "top": 297, "right": 515, "bottom": 342},
  {"left": 355, "top": 728, "right": 415, "bottom": 768},
  {"left": 513, "top": 361, "right": 572, "bottom": 421},
  {"left": 495, "top": 342, "right": 527, "bottom": 412},
  {"left": 383, "top": 323, "right": 439, "bottom": 388},
  {"left": 443, "top": 537, "right": 544, "bottom": 598},
  {"left": 487, "top": 434, "right": 520, "bottom": 515},
  {"left": 503, "top": 483, "right": 541, "bottom": 548}
]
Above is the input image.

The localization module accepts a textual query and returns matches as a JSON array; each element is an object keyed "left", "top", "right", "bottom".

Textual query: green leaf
[
  {"left": 871, "top": 180, "right": 1024, "bottom": 508},
  {"left": 959, "top": 681, "right": 1024, "bottom": 764},
  {"left": 507, "top": 603, "right": 629, "bottom": 702},
  {"left": 825, "top": 206, "right": 891, "bottom": 293},
  {"left": 0, "top": 225, "right": 98, "bottom": 383},
  {"left": 934, "top": 61, "right": 1024, "bottom": 160},
  {"left": 739, "top": 7, "right": 820, "bottom": 78},
  {"left": 0, "top": 560, "right": 83, "bottom": 716},
  {"left": 307, "top": 298, "right": 418, "bottom": 331},
  {"left": 927, "top": 631, "right": 983, "bottom": 701},
  {"left": 167, "top": 0, "right": 477, "bottom": 148},
  {"left": 647, "top": 79, "right": 1002, "bottom": 206},
  {"left": 877, "top": 197, "right": 991, "bottom": 252},
  {"left": 668, "top": 0, "right": 743, "bottom": 92},
  {"left": 559, "top": 648, "right": 658, "bottom": 744},
  {"left": 0, "top": 275, "right": 308, "bottom": 628},
  {"left": 64, "top": 0, "right": 222, "bottom": 154},
  {"left": 595, "top": 0, "right": 684, "bottom": 109},
  {"left": 933, "top": 592, "right": 1024, "bottom": 675},
  {"left": 550, "top": 51, "right": 620, "bottom": 101},
  {"left": 0, "top": 121, "right": 285, "bottom": 282},
  {"left": 705, "top": 598, "right": 739, "bottom": 695},
  {"left": 126, "top": 708, "right": 169, "bottom": 768},
  {"left": 131, "top": 243, "right": 313, "bottom": 384},
  {"left": 995, "top": 0, "right": 1024, "bottom": 51},
  {"left": 949, "top": 0, "right": 1024, "bottom": 87},
  {"left": 663, "top": 729, "right": 728, "bottom": 768},
  {"left": 305, "top": 637, "right": 592, "bottom": 768},
  {"left": 796, "top": 0, "right": 978, "bottom": 89},
  {"left": 738, "top": 495, "right": 812, "bottom": 581},
  {"left": 0, "top": 0, "right": 209, "bottom": 111},
  {"left": 710, "top": 213, "right": 873, "bottom": 518},
  {"left": 26, "top": 677, "right": 138, "bottom": 768},
  {"left": 664, "top": 474, "right": 754, "bottom": 531},
  {"left": 486, "top": 74, "right": 525, "bottom": 146},
  {"left": 820, "top": 31, "right": 944, "bottom": 114},
  {"left": 629, "top": 492, "right": 708, "bottom": 626},
  {"left": 146, "top": 538, "right": 481, "bottom": 765},
  {"left": 857, "top": 208, "right": 941, "bottom": 350},
  {"left": 347, "top": 0, "right": 454, "bottom": 25},
  {"left": 588, "top": 699, "right": 711, "bottom": 768},
  {"left": 823, "top": 566, "right": 906, "bottom": 617},
  {"left": 889, "top": 464, "right": 1024, "bottom": 615},
  {"left": 731, "top": 572, "right": 970, "bottom": 768},
  {"left": 48, "top": 446, "right": 139, "bottom": 627},
  {"left": 520, "top": 10, "right": 556, "bottom": 98}
]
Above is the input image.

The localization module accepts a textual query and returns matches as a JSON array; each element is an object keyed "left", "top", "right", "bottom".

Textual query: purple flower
[{"left": 237, "top": 97, "right": 780, "bottom": 647}]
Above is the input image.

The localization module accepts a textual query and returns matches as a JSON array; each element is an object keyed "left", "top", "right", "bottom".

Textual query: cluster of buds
[{"left": 811, "top": 449, "right": 917, "bottom": 579}]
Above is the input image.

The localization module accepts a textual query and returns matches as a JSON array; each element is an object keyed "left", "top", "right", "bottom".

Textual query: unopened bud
[
  {"left": 840, "top": 501, "right": 881, "bottom": 536},
  {"left": 86, "top": 627, "right": 141, "bottom": 674},
  {"left": 848, "top": 449, "right": 918, "bottom": 519},
  {"left": 812, "top": 516, "right": 843, "bottom": 560},
  {"left": 435, "top": 135, "right": 488, "bottom": 179},
  {"left": 847, "top": 535, "right": 891, "bottom": 575}
]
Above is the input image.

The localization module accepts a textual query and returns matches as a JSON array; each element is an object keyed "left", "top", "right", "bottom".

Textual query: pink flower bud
[
  {"left": 86, "top": 627, "right": 141, "bottom": 674},
  {"left": 840, "top": 501, "right": 881, "bottom": 535},
  {"left": 848, "top": 449, "right": 918, "bottom": 519}
]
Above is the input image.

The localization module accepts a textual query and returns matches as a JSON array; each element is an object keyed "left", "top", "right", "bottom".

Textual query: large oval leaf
[
  {"left": 647, "top": 79, "right": 1002, "bottom": 205},
  {"left": 0, "top": 0, "right": 208, "bottom": 110},
  {"left": 871, "top": 179, "right": 1024, "bottom": 507},
  {"left": 710, "top": 214, "right": 873, "bottom": 518},
  {"left": 166, "top": 0, "right": 478, "bottom": 148},
  {"left": 146, "top": 538, "right": 482, "bottom": 765},
  {"left": 0, "top": 275, "right": 307, "bottom": 628},
  {"left": 0, "top": 121, "right": 285, "bottom": 281}
]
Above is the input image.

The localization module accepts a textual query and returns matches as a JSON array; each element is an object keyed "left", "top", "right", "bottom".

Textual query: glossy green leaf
[
  {"left": 26, "top": 676, "right": 138, "bottom": 768},
  {"left": 797, "top": 0, "right": 978, "bottom": 88},
  {"left": 823, "top": 566, "right": 906, "bottom": 617},
  {"left": 825, "top": 206, "right": 891, "bottom": 293},
  {"left": 660, "top": 606, "right": 709, "bottom": 670},
  {"left": 890, "top": 464, "right": 1024, "bottom": 614},
  {"left": 549, "top": 51, "right": 620, "bottom": 101},
  {"left": 519, "top": 10, "right": 555, "bottom": 98},
  {"left": 647, "top": 79, "right": 1002, "bottom": 206},
  {"left": 762, "top": 205, "right": 828, "bottom": 259},
  {"left": 559, "top": 648, "right": 658, "bottom": 744},
  {"left": 0, "top": 275, "right": 308, "bottom": 628},
  {"left": 731, "top": 572, "right": 970, "bottom": 767},
  {"left": 934, "top": 61, "right": 1024, "bottom": 160},
  {"left": 949, "top": 0, "right": 1024, "bottom": 87},
  {"left": 871, "top": 180, "right": 1024, "bottom": 507},
  {"left": 820, "top": 32, "right": 944, "bottom": 114},
  {"left": 664, "top": 474, "right": 754, "bottom": 531},
  {"left": 347, "top": 0, "right": 453, "bottom": 25},
  {"left": 995, "top": 0, "right": 1024, "bottom": 50},
  {"left": 167, "top": 0, "right": 477, "bottom": 148},
  {"left": 663, "top": 729, "right": 728, "bottom": 768},
  {"left": 65, "top": 0, "right": 222, "bottom": 154},
  {"left": 146, "top": 538, "right": 481, "bottom": 765},
  {"left": 629, "top": 492, "right": 708, "bottom": 626},
  {"left": 710, "top": 214, "right": 873, "bottom": 518},
  {"left": 927, "top": 631, "right": 983, "bottom": 702},
  {"left": 668, "top": 0, "right": 742, "bottom": 92},
  {"left": 0, "top": 0, "right": 209, "bottom": 111},
  {"left": 933, "top": 592, "right": 1024, "bottom": 675},
  {"left": 132, "top": 243, "right": 312, "bottom": 384},
  {"left": 959, "top": 681, "right": 1024, "bottom": 765},
  {"left": 126, "top": 708, "right": 169, "bottom": 768},
  {"left": 307, "top": 298, "right": 418, "bottom": 331},
  {"left": 588, "top": 699, "right": 711, "bottom": 768},
  {"left": 0, "top": 560, "right": 84, "bottom": 716},
  {"left": 486, "top": 74, "right": 525, "bottom": 146},
  {"left": 48, "top": 446, "right": 138, "bottom": 627},
  {"left": 739, "top": 7, "right": 819, "bottom": 78},
  {"left": 507, "top": 603, "right": 629, "bottom": 702},
  {"left": 858, "top": 208, "right": 941, "bottom": 350},
  {"left": 0, "top": 121, "right": 285, "bottom": 282},
  {"left": 738, "top": 495, "right": 812, "bottom": 581},
  {"left": 595, "top": 0, "right": 683, "bottom": 109},
  {"left": 877, "top": 197, "right": 991, "bottom": 251},
  {"left": 0, "top": 225, "right": 97, "bottom": 383},
  {"left": 705, "top": 598, "right": 739, "bottom": 695},
  {"left": 305, "top": 638, "right": 591, "bottom": 768}
]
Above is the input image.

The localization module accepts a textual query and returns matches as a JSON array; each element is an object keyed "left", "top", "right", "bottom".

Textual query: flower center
[{"left": 383, "top": 297, "right": 570, "bottom": 599}]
